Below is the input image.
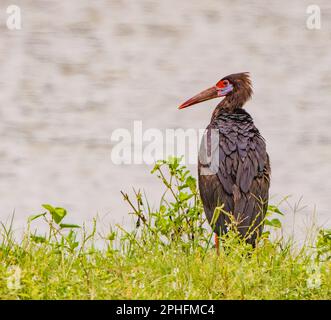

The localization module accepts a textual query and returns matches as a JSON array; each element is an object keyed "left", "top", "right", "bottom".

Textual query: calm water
[{"left": 0, "top": 1, "right": 330, "bottom": 237}]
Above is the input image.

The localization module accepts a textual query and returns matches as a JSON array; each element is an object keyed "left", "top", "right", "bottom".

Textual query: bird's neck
[{"left": 212, "top": 91, "right": 250, "bottom": 120}]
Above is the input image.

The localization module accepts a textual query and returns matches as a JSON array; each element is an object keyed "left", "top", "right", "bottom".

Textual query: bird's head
[{"left": 178, "top": 72, "right": 252, "bottom": 109}]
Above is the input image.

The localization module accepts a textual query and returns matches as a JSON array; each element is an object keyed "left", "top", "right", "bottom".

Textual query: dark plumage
[{"left": 179, "top": 72, "right": 270, "bottom": 246}]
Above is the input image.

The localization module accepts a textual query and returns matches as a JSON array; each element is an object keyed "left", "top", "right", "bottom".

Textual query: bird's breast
[{"left": 198, "top": 112, "right": 268, "bottom": 195}]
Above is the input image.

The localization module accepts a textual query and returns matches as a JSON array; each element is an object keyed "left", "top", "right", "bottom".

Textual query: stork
[{"left": 179, "top": 73, "right": 270, "bottom": 250}]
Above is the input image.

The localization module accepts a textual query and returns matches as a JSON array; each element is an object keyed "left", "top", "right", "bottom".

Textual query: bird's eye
[{"left": 223, "top": 80, "right": 229, "bottom": 86}]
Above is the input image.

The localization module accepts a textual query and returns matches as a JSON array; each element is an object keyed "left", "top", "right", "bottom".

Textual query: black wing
[{"left": 198, "top": 111, "right": 270, "bottom": 244}]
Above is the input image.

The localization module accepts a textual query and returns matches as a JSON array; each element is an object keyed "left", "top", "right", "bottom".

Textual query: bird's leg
[{"left": 214, "top": 233, "right": 220, "bottom": 256}]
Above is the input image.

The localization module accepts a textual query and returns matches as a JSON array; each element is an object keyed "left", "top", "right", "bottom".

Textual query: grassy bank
[{"left": 0, "top": 158, "right": 330, "bottom": 299}]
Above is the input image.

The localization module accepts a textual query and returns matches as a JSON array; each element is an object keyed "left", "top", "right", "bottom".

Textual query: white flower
[
  {"left": 306, "top": 263, "right": 320, "bottom": 274},
  {"left": 184, "top": 279, "right": 193, "bottom": 299},
  {"left": 173, "top": 268, "right": 179, "bottom": 276},
  {"left": 306, "top": 262, "right": 322, "bottom": 289},
  {"left": 7, "top": 265, "right": 22, "bottom": 291},
  {"left": 307, "top": 273, "right": 322, "bottom": 289}
]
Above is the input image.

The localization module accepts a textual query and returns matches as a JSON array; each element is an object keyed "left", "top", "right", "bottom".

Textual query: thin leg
[{"left": 214, "top": 233, "right": 220, "bottom": 256}]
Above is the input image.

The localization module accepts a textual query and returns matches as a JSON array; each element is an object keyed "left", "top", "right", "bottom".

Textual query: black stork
[{"left": 179, "top": 73, "right": 270, "bottom": 250}]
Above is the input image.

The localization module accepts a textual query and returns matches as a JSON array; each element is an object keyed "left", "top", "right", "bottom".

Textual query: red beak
[{"left": 178, "top": 86, "right": 219, "bottom": 109}]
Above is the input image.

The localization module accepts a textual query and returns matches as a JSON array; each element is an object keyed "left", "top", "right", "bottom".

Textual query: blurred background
[{"left": 0, "top": 1, "right": 330, "bottom": 237}]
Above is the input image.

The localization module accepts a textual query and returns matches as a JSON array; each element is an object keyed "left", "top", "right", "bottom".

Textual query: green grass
[{"left": 0, "top": 157, "right": 330, "bottom": 300}]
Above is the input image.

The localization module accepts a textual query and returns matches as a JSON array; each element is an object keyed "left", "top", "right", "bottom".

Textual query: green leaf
[
  {"left": 167, "top": 156, "right": 178, "bottom": 165},
  {"left": 186, "top": 176, "right": 197, "bottom": 193},
  {"left": 262, "top": 231, "right": 271, "bottom": 238},
  {"left": 159, "top": 205, "right": 166, "bottom": 214},
  {"left": 42, "top": 204, "right": 55, "bottom": 211},
  {"left": 30, "top": 235, "right": 46, "bottom": 243},
  {"left": 265, "top": 218, "right": 282, "bottom": 228},
  {"left": 71, "top": 242, "right": 79, "bottom": 249},
  {"left": 41, "top": 204, "right": 68, "bottom": 224},
  {"left": 151, "top": 160, "right": 165, "bottom": 174},
  {"left": 107, "top": 232, "right": 116, "bottom": 241},
  {"left": 28, "top": 213, "right": 46, "bottom": 222},
  {"left": 59, "top": 223, "right": 80, "bottom": 229},
  {"left": 267, "top": 205, "right": 284, "bottom": 216},
  {"left": 178, "top": 192, "right": 194, "bottom": 202},
  {"left": 53, "top": 208, "right": 67, "bottom": 224}
]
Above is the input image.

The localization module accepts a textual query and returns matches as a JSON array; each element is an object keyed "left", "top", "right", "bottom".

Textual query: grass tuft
[{"left": 0, "top": 157, "right": 330, "bottom": 299}]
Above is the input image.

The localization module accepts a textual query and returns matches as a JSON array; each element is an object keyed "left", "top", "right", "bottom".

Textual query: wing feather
[{"left": 198, "top": 110, "right": 270, "bottom": 244}]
